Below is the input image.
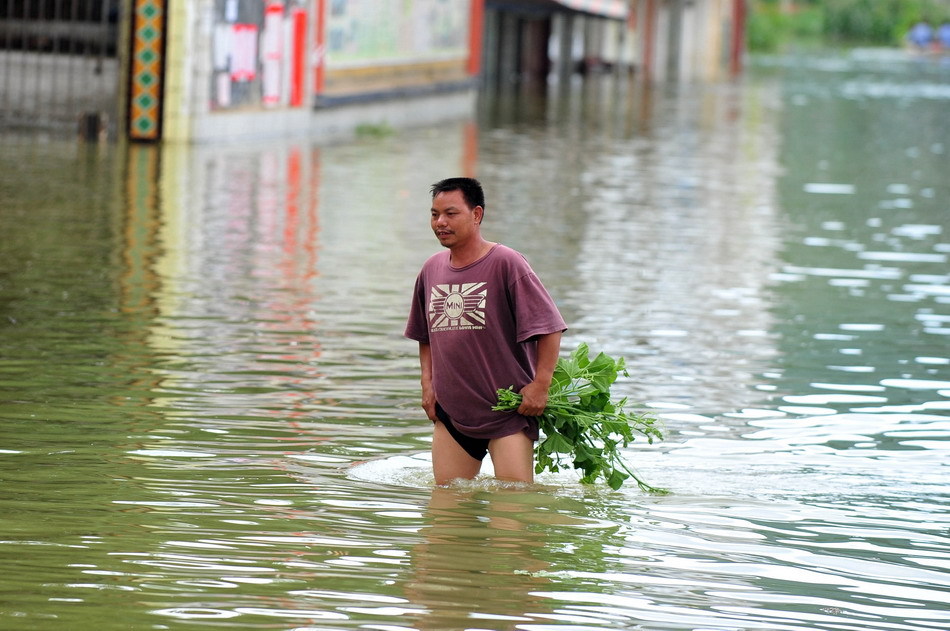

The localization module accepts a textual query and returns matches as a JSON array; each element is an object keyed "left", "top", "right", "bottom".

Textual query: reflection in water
[
  {"left": 570, "top": 80, "right": 782, "bottom": 416},
  {"left": 405, "top": 485, "right": 552, "bottom": 629},
  {"left": 151, "top": 143, "right": 326, "bottom": 430},
  {"left": 477, "top": 77, "right": 786, "bottom": 422},
  {"left": 1, "top": 50, "right": 949, "bottom": 630}
]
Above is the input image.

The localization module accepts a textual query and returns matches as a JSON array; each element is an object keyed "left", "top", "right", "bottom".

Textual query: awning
[
  {"left": 556, "top": 0, "right": 627, "bottom": 20},
  {"left": 487, "top": 0, "right": 628, "bottom": 20}
]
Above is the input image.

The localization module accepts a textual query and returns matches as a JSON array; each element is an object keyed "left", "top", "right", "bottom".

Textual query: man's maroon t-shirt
[{"left": 405, "top": 244, "right": 567, "bottom": 440}]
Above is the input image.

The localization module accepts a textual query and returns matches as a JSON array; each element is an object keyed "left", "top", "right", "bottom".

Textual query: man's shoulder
[
  {"left": 489, "top": 243, "right": 533, "bottom": 273},
  {"left": 491, "top": 243, "right": 529, "bottom": 263},
  {"left": 420, "top": 249, "right": 450, "bottom": 270}
]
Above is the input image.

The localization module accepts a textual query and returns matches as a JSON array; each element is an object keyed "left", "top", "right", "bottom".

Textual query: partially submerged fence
[{"left": 0, "top": 0, "right": 120, "bottom": 135}]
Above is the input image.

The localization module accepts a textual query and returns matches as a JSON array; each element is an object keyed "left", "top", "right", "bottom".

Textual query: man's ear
[{"left": 473, "top": 205, "right": 484, "bottom": 225}]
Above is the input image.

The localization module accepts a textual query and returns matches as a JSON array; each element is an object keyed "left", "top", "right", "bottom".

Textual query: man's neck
[{"left": 449, "top": 238, "right": 493, "bottom": 268}]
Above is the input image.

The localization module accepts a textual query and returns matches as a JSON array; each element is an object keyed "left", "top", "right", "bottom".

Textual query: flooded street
[{"left": 1, "top": 50, "right": 948, "bottom": 630}]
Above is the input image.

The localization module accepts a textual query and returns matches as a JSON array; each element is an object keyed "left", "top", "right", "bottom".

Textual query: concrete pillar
[
  {"left": 498, "top": 12, "right": 521, "bottom": 83},
  {"left": 679, "top": 0, "right": 696, "bottom": 81},
  {"left": 731, "top": 0, "right": 746, "bottom": 75},
  {"left": 606, "top": 18, "right": 626, "bottom": 74},
  {"left": 127, "top": 0, "right": 170, "bottom": 140},
  {"left": 467, "top": 0, "right": 485, "bottom": 76},
  {"left": 583, "top": 17, "right": 606, "bottom": 72},
  {"left": 555, "top": 13, "right": 575, "bottom": 83},
  {"left": 482, "top": 8, "right": 501, "bottom": 85},
  {"left": 162, "top": 0, "right": 202, "bottom": 142},
  {"left": 696, "top": 0, "right": 721, "bottom": 81},
  {"left": 522, "top": 18, "right": 552, "bottom": 81},
  {"left": 665, "top": 0, "right": 683, "bottom": 81},
  {"left": 641, "top": 0, "right": 657, "bottom": 81}
]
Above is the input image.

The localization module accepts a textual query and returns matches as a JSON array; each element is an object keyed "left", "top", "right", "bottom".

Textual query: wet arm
[
  {"left": 418, "top": 342, "right": 437, "bottom": 421},
  {"left": 517, "top": 331, "right": 562, "bottom": 417}
]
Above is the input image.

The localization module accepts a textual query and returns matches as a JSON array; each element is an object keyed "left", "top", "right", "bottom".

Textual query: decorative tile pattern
[{"left": 129, "top": 0, "right": 167, "bottom": 141}]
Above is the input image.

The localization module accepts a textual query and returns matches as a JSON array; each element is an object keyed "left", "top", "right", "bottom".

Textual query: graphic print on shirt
[{"left": 428, "top": 282, "right": 487, "bottom": 332}]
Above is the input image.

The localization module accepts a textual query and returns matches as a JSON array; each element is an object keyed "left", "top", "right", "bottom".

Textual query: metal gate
[{"left": 0, "top": 0, "right": 120, "bottom": 136}]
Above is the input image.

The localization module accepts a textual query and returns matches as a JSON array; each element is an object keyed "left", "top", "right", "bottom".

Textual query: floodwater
[{"left": 1, "top": 49, "right": 948, "bottom": 630}]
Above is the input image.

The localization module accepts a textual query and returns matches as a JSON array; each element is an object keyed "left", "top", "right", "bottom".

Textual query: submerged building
[{"left": 0, "top": 0, "right": 746, "bottom": 142}]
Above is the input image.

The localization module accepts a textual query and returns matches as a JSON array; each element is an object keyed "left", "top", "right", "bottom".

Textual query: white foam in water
[
  {"left": 916, "top": 357, "right": 949, "bottom": 365},
  {"left": 892, "top": 223, "right": 942, "bottom": 238},
  {"left": 347, "top": 452, "right": 603, "bottom": 492},
  {"left": 783, "top": 393, "right": 888, "bottom": 405},
  {"left": 804, "top": 183, "right": 855, "bottom": 194},
  {"left": 783, "top": 265, "right": 902, "bottom": 280},
  {"left": 129, "top": 449, "right": 217, "bottom": 458},
  {"left": 905, "top": 284, "right": 950, "bottom": 296},
  {"left": 347, "top": 453, "right": 437, "bottom": 487},
  {"left": 858, "top": 251, "right": 947, "bottom": 263},
  {"left": 348, "top": 453, "right": 576, "bottom": 491},
  {"left": 810, "top": 382, "right": 886, "bottom": 392},
  {"left": 839, "top": 323, "right": 885, "bottom": 331},
  {"left": 880, "top": 378, "right": 950, "bottom": 390},
  {"left": 637, "top": 412, "right": 950, "bottom": 500}
]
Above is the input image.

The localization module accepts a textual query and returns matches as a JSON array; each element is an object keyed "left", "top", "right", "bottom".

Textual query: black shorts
[{"left": 435, "top": 403, "right": 490, "bottom": 461}]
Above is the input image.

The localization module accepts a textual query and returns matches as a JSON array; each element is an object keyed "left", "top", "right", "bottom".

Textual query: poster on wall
[
  {"left": 211, "top": 0, "right": 308, "bottom": 110},
  {"left": 261, "top": 2, "right": 284, "bottom": 106},
  {"left": 326, "top": 0, "right": 469, "bottom": 67},
  {"left": 231, "top": 23, "right": 259, "bottom": 82}
]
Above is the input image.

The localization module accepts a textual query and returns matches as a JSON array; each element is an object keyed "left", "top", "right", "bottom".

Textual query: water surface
[{"left": 1, "top": 49, "right": 948, "bottom": 630}]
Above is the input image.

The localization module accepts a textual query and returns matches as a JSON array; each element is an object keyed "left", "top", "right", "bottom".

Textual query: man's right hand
[
  {"left": 421, "top": 383, "right": 437, "bottom": 422},
  {"left": 419, "top": 342, "right": 438, "bottom": 422}
]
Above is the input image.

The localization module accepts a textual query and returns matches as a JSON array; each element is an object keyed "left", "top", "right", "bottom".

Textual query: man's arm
[
  {"left": 419, "top": 342, "right": 437, "bottom": 421},
  {"left": 517, "top": 331, "right": 562, "bottom": 417}
]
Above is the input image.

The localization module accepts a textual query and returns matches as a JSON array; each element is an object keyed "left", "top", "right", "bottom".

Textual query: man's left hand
[{"left": 517, "top": 380, "right": 549, "bottom": 417}]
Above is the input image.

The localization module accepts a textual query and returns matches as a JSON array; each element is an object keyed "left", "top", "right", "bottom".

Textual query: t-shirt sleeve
[
  {"left": 404, "top": 272, "right": 430, "bottom": 343},
  {"left": 510, "top": 270, "right": 567, "bottom": 344}
]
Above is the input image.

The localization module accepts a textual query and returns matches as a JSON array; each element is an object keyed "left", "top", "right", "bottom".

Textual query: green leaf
[
  {"left": 572, "top": 442, "right": 600, "bottom": 464},
  {"left": 540, "top": 432, "right": 573, "bottom": 454},
  {"left": 571, "top": 343, "right": 591, "bottom": 370},
  {"left": 590, "top": 373, "right": 615, "bottom": 394},
  {"left": 491, "top": 342, "right": 667, "bottom": 492},
  {"left": 607, "top": 469, "right": 629, "bottom": 490},
  {"left": 588, "top": 351, "right": 617, "bottom": 380},
  {"left": 551, "top": 369, "right": 572, "bottom": 392}
]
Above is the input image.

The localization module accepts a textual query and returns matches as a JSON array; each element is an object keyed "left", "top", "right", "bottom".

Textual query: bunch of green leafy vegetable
[{"left": 493, "top": 343, "right": 667, "bottom": 493}]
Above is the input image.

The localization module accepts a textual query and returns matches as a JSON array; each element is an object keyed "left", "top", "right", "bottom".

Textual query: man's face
[{"left": 430, "top": 190, "right": 481, "bottom": 249}]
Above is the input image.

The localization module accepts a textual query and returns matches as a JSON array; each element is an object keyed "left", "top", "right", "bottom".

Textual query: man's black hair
[{"left": 430, "top": 177, "right": 485, "bottom": 212}]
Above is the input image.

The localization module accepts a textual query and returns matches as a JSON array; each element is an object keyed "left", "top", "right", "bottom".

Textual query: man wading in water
[{"left": 405, "top": 178, "right": 566, "bottom": 484}]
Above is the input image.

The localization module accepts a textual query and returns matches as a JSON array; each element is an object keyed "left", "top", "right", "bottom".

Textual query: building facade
[{"left": 0, "top": 0, "right": 746, "bottom": 142}]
